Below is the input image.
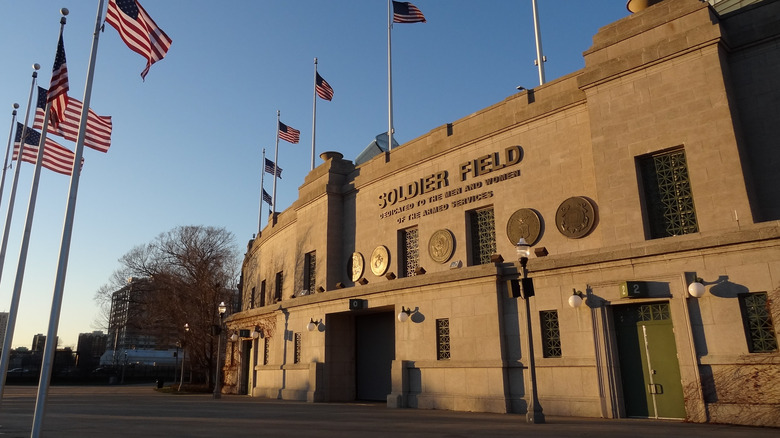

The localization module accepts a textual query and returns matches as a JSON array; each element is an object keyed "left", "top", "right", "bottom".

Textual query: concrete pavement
[{"left": 0, "top": 384, "right": 776, "bottom": 437}]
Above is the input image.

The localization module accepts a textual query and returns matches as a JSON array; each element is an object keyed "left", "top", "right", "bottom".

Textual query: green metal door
[{"left": 614, "top": 302, "right": 686, "bottom": 419}]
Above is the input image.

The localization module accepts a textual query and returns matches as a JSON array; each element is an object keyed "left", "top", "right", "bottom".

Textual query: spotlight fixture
[
  {"left": 385, "top": 272, "right": 396, "bottom": 280},
  {"left": 414, "top": 266, "right": 426, "bottom": 275},
  {"left": 358, "top": 277, "right": 369, "bottom": 285},
  {"left": 490, "top": 254, "right": 504, "bottom": 263},
  {"left": 335, "top": 282, "right": 345, "bottom": 289}
]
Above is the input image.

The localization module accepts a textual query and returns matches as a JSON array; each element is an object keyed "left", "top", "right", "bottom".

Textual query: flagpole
[
  {"left": 531, "top": 0, "right": 546, "bottom": 85},
  {"left": 311, "top": 58, "right": 318, "bottom": 171},
  {"left": 0, "top": 65, "right": 40, "bottom": 402},
  {"left": 258, "top": 148, "right": 265, "bottom": 233},
  {"left": 33, "top": 2, "right": 105, "bottom": 435},
  {"left": 271, "top": 111, "right": 280, "bottom": 216},
  {"left": 387, "top": 0, "right": 394, "bottom": 151},
  {"left": 0, "top": 104, "right": 20, "bottom": 206}
]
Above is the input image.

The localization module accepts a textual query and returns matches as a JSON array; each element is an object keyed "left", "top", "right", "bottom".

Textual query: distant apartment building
[{"left": 77, "top": 331, "right": 108, "bottom": 370}]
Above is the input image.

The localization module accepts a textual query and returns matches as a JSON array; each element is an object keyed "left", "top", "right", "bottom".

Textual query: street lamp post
[
  {"left": 517, "top": 238, "right": 545, "bottom": 424},
  {"left": 214, "top": 302, "right": 227, "bottom": 399},
  {"left": 178, "top": 323, "right": 189, "bottom": 392}
]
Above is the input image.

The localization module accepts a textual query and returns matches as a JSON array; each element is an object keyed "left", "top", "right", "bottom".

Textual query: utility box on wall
[{"left": 620, "top": 281, "right": 649, "bottom": 298}]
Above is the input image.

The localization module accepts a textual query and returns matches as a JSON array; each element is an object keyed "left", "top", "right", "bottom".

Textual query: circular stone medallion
[
  {"left": 506, "top": 208, "right": 541, "bottom": 246},
  {"left": 348, "top": 252, "right": 364, "bottom": 282},
  {"left": 555, "top": 196, "right": 597, "bottom": 239},
  {"left": 370, "top": 245, "right": 390, "bottom": 276},
  {"left": 428, "top": 229, "right": 455, "bottom": 263}
]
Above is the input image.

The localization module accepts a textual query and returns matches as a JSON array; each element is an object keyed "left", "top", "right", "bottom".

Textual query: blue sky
[{"left": 0, "top": 1, "right": 629, "bottom": 349}]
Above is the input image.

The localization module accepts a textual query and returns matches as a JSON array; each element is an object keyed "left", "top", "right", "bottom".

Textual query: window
[
  {"left": 259, "top": 280, "right": 266, "bottom": 307},
  {"left": 304, "top": 251, "right": 316, "bottom": 294},
  {"left": 436, "top": 318, "right": 450, "bottom": 360},
  {"left": 263, "top": 337, "right": 270, "bottom": 365},
  {"left": 639, "top": 148, "right": 698, "bottom": 239},
  {"left": 400, "top": 227, "right": 419, "bottom": 277},
  {"left": 249, "top": 287, "right": 256, "bottom": 309},
  {"left": 469, "top": 207, "right": 496, "bottom": 265},
  {"left": 540, "top": 310, "right": 562, "bottom": 358},
  {"left": 740, "top": 292, "right": 778, "bottom": 353},
  {"left": 274, "top": 272, "right": 283, "bottom": 303},
  {"left": 293, "top": 332, "right": 302, "bottom": 364}
]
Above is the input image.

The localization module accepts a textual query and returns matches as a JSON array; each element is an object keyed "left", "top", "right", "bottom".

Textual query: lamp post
[
  {"left": 517, "top": 238, "right": 545, "bottom": 424},
  {"left": 214, "top": 302, "right": 227, "bottom": 399},
  {"left": 178, "top": 323, "right": 189, "bottom": 392}
]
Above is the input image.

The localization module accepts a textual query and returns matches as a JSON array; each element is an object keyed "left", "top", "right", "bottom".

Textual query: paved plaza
[{"left": 0, "top": 385, "right": 776, "bottom": 437}]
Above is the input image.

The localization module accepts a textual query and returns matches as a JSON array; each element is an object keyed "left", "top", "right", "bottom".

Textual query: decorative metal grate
[
  {"left": 740, "top": 292, "right": 778, "bottom": 353},
  {"left": 638, "top": 303, "right": 671, "bottom": 322},
  {"left": 306, "top": 251, "right": 316, "bottom": 293},
  {"left": 403, "top": 227, "right": 419, "bottom": 277},
  {"left": 540, "top": 310, "right": 562, "bottom": 358},
  {"left": 294, "top": 332, "right": 302, "bottom": 364},
  {"left": 641, "top": 149, "right": 698, "bottom": 238},
  {"left": 436, "top": 318, "right": 450, "bottom": 360},
  {"left": 274, "top": 272, "right": 283, "bottom": 302},
  {"left": 470, "top": 207, "right": 496, "bottom": 265},
  {"left": 260, "top": 280, "right": 266, "bottom": 307},
  {"left": 263, "top": 337, "right": 270, "bottom": 365}
]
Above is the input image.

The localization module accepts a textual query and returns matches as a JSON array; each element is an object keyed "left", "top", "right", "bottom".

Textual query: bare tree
[{"left": 93, "top": 225, "right": 240, "bottom": 384}]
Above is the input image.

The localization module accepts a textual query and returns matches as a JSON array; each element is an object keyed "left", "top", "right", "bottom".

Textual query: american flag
[
  {"left": 264, "top": 158, "right": 282, "bottom": 178},
  {"left": 34, "top": 87, "right": 113, "bottom": 153},
  {"left": 315, "top": 72, "right": 334, "bottom": 101},
  {"left": 262, "top": 189, "right": 272, "bottom": 205},
  {"left": 106, "top": 0, "right": 172, "bottom": 79},
  {"left": 13, "top": 123, "right": 81, "bottom": 176},
  {"left": 393, "top": 1, "right": 426, "bottom": 23},
  {"left": 278, "top": 121, "right": 300, "bottom": 144},
  {"left": 48, "top": 34, "right": 69, "bottom": 129}
]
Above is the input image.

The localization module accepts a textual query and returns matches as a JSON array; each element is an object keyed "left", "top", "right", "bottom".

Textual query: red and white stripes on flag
[
  {"left": 315, "top": 73, "right": 334, "bottom": 101},
  {"left": 13, "top": 123, "right": 81, "bottom": 176},
  {"left": 392, "top": 1, "right": 426, "bottom": 23},
  {"left": 105, "top": 0, "right": 172, "bottom": 79},
  {"left": 278, "top": 121, "right": 300, "bottom": 144},
  {"left": 34, "top": 87, "right": 112, "bottom": 153},
  {"left": 48, "top": 33, "right": 69, "bottom": 129}
]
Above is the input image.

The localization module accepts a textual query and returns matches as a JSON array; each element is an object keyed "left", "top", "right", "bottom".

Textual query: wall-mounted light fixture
[
  {"left": 490, "top": 254, "right": 504, "bottom": 263},
  {"left": 568, "top": 289, "right": 585, "bottom": 308},
  {"left": 230, "top": 332, "right": 239, "bottom": 342},
  {"left": 449, "top": 260, "right": 462, "bottom": 269},
  {"left": 251, "top": 326, "right": 263, "bottom": 339},
  {"left": 335, "top": 282, "right": 345, "bottom": 289},
  {"left": 414, "top": 266, "right": 426, "bottom": 275},
  {"left": 534, "top": 247, "right": 548, "bottom": 257},
  {"left": 358, "top": 277, "right": 369, "bottom": 285},
  {"left": 307, "top": 318, "right": 320, "bottom": 332},
  {"left": 317, "top": 286, "right": 325, "bottom": 293},
  {"left": 688, "top": 278, "right": 706, "bottom": 298},
  {"left": 385, "top": 272, "right": 396, "bottom": 280},
  {"left": 397, "top": 306, "right": 413, "bottom": 323}
]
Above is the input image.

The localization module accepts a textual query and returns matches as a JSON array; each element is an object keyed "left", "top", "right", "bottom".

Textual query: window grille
[
  {"left": 436, "top": 318, "right": 450, "bottom": 360},
  {"left": 639, "top": 149, "right": 698, "bottom": 238},
  {"left": 402, "top": 227, "right": 419, "bottom": 277},
  {"left": 249, "top": 287, "right": 256, "bottom": 309},
  {"left": 740, "top": 292, "right": 778, "bottom": 353},
  {"left": 263, "top": 337, "right": 270, "bottom": 365},
  {"left": 305, "top": 251, "right": 316, "bottom": 293},
  {"left": 470, "top": 207, "right": 496, "bottom": 265},
  {"left": 259, "top": 280, "right": 266, "bottom": 307},
  {"left": 294, "top": 332, "right": 302, "bottom": 364},
  {"left": 540, "top": 310, "right": 562, "bottom": 358},
  {"left": 274, "top": 272, "right": 283, "bottom": 302}
]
